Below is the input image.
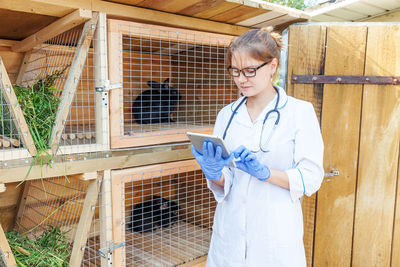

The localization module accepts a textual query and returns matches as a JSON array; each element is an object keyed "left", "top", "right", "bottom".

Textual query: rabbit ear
[
  {"left": 163, "top": 78, "right": 170, "bottom": 89},
  {"left": 147, "top": 80, "right": 162, "bottom": 89}
]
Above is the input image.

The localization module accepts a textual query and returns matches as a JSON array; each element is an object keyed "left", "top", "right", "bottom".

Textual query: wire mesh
[
  {"left": 114, "top": 164, "right": 215, "bottom": 266},
  {"left": 117, "top": 22, "right": 238, "bottom": 138},
  {"left": 15, "top": 176, "right": 89, "bottom": 242}
]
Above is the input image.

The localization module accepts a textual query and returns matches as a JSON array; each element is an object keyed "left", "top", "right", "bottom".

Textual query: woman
[{"left": 191, "top": 28, "right": 324, "bottom": 266}]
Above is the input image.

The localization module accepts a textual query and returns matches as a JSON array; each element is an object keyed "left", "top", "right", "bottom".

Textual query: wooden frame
[
  {"left": 107, "top": 19, "right": 235, "bottom": 149},
  {"left": 50, "top": 12, "right": 99, "bottom": 154},
  {"left": 111, "top": 159, "right": 203, "bottom": 267}
]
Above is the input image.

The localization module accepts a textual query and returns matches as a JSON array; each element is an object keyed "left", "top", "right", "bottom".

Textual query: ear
[
  {"left": 270, "top": 58, "right": 279, "bottom": 75},
  {"left": 163, "top": 78, "right": 170, "bottom": 89}
]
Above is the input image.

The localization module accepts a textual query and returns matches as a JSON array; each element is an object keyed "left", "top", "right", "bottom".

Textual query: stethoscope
[{"left": 222, "top": 85, "right": 281, "bottom": 153}]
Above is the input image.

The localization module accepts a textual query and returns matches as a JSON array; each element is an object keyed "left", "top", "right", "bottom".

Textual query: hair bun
[{"left": 260, "top": 27, "right": 283, "bottom": 50}]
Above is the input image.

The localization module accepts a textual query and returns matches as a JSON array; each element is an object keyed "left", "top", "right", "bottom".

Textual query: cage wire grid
[
  {"left": 15, "top": 176, "right": 88, "bottom": 241},
  {"left": 0, "top": 21, "right": 109, "bottom": 168},
  {"left": 110, "top": 165, "right": 215, "bottom": 267},
  {"left": 118, "top": 22, "right": 238, "bottom": 138}
]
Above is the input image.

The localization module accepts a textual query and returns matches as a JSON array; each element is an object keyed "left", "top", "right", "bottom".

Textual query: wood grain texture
[
  {"left": 286, "top": 24, "right": 326, "bottom": 267},
  {"left": 352, "top": 25, "right": 400, "bottom": 267},
  {"left": 314, "top": 25, "right": 367, "bottom": 267}
]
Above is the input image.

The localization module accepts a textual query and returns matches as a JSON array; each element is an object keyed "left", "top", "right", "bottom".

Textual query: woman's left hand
[{"left": 233, "top": 146, "right": 271, "bottom": 181}]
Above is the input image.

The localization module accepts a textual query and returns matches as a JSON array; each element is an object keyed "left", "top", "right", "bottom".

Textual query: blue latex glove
[
  {"left": 233, "top": 146, "right": 271, "bottom": 181},
  {"left": 191, "top": 141, "right": 234, "bottom": 181}
]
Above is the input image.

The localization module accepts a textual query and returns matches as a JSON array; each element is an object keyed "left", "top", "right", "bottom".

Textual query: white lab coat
[{"left": 206, "top": 86, "right": 324, "bottom": 267}]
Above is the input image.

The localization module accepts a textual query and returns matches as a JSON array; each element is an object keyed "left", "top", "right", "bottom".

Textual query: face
[{"left": 230, "top": 52, "right": 278, "bottom": 98}]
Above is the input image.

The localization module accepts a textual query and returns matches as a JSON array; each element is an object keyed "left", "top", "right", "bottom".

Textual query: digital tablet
[{"left": 186, "top": 132, "right": 236, "bottom": 168}]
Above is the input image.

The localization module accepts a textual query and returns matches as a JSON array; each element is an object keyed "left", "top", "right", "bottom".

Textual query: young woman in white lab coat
[{"left": 191, "top": 28, "right": 324, "bottom": 267}]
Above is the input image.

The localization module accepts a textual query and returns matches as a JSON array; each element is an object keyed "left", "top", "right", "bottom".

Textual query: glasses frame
[{"left": 227, "top": 61, "right": 270, "bottom": 78}]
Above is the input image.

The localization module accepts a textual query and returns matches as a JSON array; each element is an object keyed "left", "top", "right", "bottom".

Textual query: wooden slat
[
  {"left": 392, "top": 149, "right": 400, "bottom": 266},
  {"left": 352, "top": 25, "right": 400, "bottom": 267},
  {"left": 0, "top": 57, "right": 37, "bottom": 156},
  {"left": 313, "top": 25, "right": 367, "bottom": 267},
  {"left": 286, "top": 24, "right": 326, "bottom": 267},
  {"left": 34, "top": 0, "right": 250, "bottom": 36},
  {"left": 0, "top": 223, "right": 17, "bottom": 267},
  {"left": 182, "top": 0, "right": 236, "bottom": 17},
  {"left": 14, "top": 181, "right": 31, "bottom": 229},
  {"left": 11, "top": 9, "right": 92, "bottom": 53},
  {"left": 94, "top": 12, "right": 109, "bottom": 150},
  {"left": 69, "top": 177, "right": 100, "bottom": 267},
  {"left": 0, "top": 39, "right": 19, "bottom": 47},
  {"left": 50, "top": 13, "right": 98, "bottom": 154},
  {"left": 210, "top": 5, "right": 267, "bottom": 24}
]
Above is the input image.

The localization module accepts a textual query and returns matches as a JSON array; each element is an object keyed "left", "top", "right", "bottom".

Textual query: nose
[{"left": 237, "top": 72, "right": 248, "bottom": 83}]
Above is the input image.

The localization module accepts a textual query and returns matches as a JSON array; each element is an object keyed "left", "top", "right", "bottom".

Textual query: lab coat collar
[{"left": 230, "top": 85, "right": 288, "bottom": 127}]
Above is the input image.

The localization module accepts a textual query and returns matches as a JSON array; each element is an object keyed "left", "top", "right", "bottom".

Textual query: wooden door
[{"left": 286, "top": 23, "right": 400, "bottom": 267}]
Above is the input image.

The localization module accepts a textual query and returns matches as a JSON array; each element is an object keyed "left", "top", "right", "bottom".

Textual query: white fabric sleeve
[
  {"left": 206, "top": 108, "right": 235, "bottom": 202},
  {"left": 285, "top": 102, "right": 324, "bottom": 202}
]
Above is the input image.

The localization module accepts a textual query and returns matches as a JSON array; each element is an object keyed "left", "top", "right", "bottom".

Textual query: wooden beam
[
  {"left": 111, "top": 169, "right": 124, "bottom": 267},
  {"left": 33, "top": 0, "right": 250, "bottom": 35},
  {"left": 0, "top": 223, "right": 17, "bottom": 267},
  {"left": 0, "top": 57, "right": 37, "bottom": 156},
  {"left": 0, "top": 0, "right": 74, "bottom": 17},
  {"left": 69, "top": 177, "right": 100, "bottom": 267},
  {"left": 100, "top": 170, "right": 113, "bottom": 267},
  {"left": 94, "top": 12, "right": 110, "bottom": 150},
  {"left": 11, "top": 9, "right": 92, "bottom": 53},
  {"left": 0, "top": 145, "right": 193, "bottom": 183},
  {"left": 50, "top": 13, "right": 98, "bottom": 155},
  {"left": 0, "top": 39, "right": 18, "bottom": 47}
]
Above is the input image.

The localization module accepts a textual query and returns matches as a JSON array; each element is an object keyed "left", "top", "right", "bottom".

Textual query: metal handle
[{"left": 324, "top": 170, "right": 339, "bottom": 177}]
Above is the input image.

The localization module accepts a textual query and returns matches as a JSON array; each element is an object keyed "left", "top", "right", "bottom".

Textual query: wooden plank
[
  {"left": 392, "top": 148, "right": 400, "bottom": 266},
  {"left": 50, "top": 13, "right": 98, "bottom": 154},
  {"left": 11, "top": 9, "right": 92, "bottom": 53},
  {"left": 34, "top": 0, "right": 250, "bottom": 36},
  {"left": 0, "top": 40, "right": 19, "bottom": 47},
  {"left": 0, "top": 57, "right": 37, "bottom": 156},
  {"left": 100, "top": 170, "right": 113, "bottom": 267},
  {"left": 286, "top": 24, "right": 326, "bottom": 267},
  {"left": 112, "top": 159, "right": 200, "bottom": 183},
  {"left": 94, "top": 12, "right": 110, "bottom": 150},
  {"left": 14, "top": 181, "right": 31, "bottom": 229},
  {"left": 0, "top": 223, "right": 17, "bottom": 267},
  {"left": 0, "top": 0, "right": 73, "bottom": 17},
  {"left": 313, "top": 25, "right": 367, "bottom": 267},
  {"left": 352, "top": 25, "right": 400, "bottom": 267},
  {"left": 69, "top": 177, "right": 100, "bottom": 267},
  {"left": 210, "top": 5, "right": 267, "bottom": 24},
  {"left": 15, "top": 51, "right": 31, "bottom": 85},
  {"left": 0, "top": 147, "right": 194, "bottom": 183},
  {"left": 111, "top": 173, "right": 125, "bottom": 267}
]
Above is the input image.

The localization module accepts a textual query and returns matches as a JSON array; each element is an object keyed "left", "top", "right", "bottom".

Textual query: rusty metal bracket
[{"left": 291, "top": 75, "right": 400, "bottom": 85}]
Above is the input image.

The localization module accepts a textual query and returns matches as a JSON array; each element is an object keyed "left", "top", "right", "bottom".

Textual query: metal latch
[
  {"left": 98, "top": 241, "right": 125, "bottom": 259},
  {"left": 96, "top": 80, "right": 122, "bottom": 92},
  {"left": 324, "top": 170, "right": 339, "bottom": 177}
]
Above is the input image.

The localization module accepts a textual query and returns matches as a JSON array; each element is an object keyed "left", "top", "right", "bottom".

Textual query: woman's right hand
[{"left": 191, "top": 141, "right": 234, "bottom": 181}]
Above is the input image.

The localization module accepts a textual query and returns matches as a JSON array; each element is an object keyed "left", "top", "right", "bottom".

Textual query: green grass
[{"left": 6, "top": 226, "right": 71, "bottom": 267}]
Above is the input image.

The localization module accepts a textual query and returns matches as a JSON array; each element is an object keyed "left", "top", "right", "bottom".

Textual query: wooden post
[
  {"left": 100, "top": 170, "right": 113, "bottom": 267},
  {"left": 0, "top": 223, "right": 17, "bottom": 267},
  {"left": 0, "top": 57, "right": 37, "bottom": 156},
  {"left": 111, "top": 171, "right": 124, "bottom": 267},
  {"left": 94, "top": 12, "right": 110, "bottom": 150},
  {"left": 69, "top": 175, "right": 101, "bottom": 267},
  {"left": 50, "top": 12, "right": 99, "bottom": 155}
]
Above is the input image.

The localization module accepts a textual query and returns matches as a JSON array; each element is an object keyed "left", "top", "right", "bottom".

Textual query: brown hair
[{"left": 226, "top": 27, "right": 283, "bottom": 78}]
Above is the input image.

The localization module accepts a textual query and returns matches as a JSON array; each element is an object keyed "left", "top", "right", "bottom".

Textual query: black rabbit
[
  {"left": 127, "top": 195, "right": 179, "bottom": 233},
  {"left": 132, "top": 78, "right": 182, "bottom": 124}
]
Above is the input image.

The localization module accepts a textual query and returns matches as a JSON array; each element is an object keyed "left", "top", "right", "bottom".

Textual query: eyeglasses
[{"left": 227, "top": 61, "right": 270, "bottom": 77}]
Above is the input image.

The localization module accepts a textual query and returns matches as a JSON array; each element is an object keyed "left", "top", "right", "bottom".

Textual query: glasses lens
[
  {"left": 228, "top": 67, "right": 240, "bottom": 77},
  {"left": 243, "top": 68, "right": 256, "bottom": 77}
]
